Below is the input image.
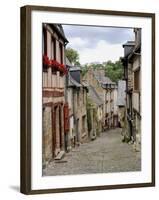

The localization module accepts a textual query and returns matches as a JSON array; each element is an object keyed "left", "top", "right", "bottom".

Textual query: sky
[{"left": 63, "top": 25, "right": 134, "bottom": 65}]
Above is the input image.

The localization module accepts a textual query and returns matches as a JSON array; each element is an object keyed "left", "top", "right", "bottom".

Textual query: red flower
[
  {"left": 51, "top": 60, "right": 60, "bottom": 70},
  {"left": 58, "top": 64, "right": 64, "bottom": 72},
  {"left": 59, "top": 64, "right": 68, "bottom": 75},
  {"left": 43, "top": 55, "right": 68, "bottom": 75},
  {"left": 43, "top": 55, "right": 50, "bottom": 65}
]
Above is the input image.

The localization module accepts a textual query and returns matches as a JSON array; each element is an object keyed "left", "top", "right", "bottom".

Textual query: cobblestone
[{"left": 43, "top": 128, "right": 141, "bottom": 176}]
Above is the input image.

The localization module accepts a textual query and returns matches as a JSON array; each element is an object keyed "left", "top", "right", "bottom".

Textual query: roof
[
  {"left": 81, "top": 80, "right": 89, "bottom": 87},
  {"left": 69, "top": 67, "right": 81, "bottom": 72},
  {"left": 93, "top": 70, "right": 116, "bottom": 88},
  {"left": 122, "top": 41, "right": 135, "bottom": 47},
  {"left": 122, "top": 41, "right": 135, "bottom": 58},
  {"left": 88, "top": 85, "right": 103, "bottom": 106},
  {"left": 49, "top": 24, "right": 68, "bottom": 43},
  {"left": 128, "top": 43, "right": 141, "bottom": 61},
  {"left": 66, "top": 57, "right": 73, "bottom": 67},
  {"left": 68, "top": 73, "right": 81, "bottom": 87},
  {"left": 101, "top": 76, "right": 115, "bottom": 85}
]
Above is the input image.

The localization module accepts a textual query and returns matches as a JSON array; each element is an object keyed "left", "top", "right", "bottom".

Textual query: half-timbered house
[{"left": 42, "top": 24, "right": 68, "bottom": 168}]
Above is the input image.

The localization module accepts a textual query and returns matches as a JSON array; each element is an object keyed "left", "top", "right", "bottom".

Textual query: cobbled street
[{"left": 43, "top": 128, "right": 141, "bottom": 176}]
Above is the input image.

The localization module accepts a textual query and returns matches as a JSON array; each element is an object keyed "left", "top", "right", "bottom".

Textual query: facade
[
  {"left": 122, "top": 28, "right": 141, "bottom": 151},
  {"left": 84, "top": 68, "right": 118, "bottom": 131},
  {"left": 86, "top": 84, "right": 103, "bottom": 139},
  {"left": 117, "top": 80, "right": 127, "bottom": 139},
  {"left": 66, "top": 60, "right": 88, "bottom": 149},
  {"left": 42, "top": 24, "right": 68, "bottom": 168},
  {"left": 83, "top": 68, "right": 104, "bottom": 131},
  {"left": 101, "top": 79, "right": 118, "bottom": 129}
]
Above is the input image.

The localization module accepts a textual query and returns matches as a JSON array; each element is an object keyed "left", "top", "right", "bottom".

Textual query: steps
[{"left": 54, "top": 151, "right": 65, "bottom": 160}]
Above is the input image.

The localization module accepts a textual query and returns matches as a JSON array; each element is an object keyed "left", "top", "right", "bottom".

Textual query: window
[
  {"left": 51, "top": 37, "right": 57, "bottom": 74},
  {"left": 82, "top": 116, "right": 86, "bottom": 133},
  {"left": 43, "top": 27, "right": 48, "bottom": 72},
  {"left": 42, "top": 27, "right": 47, "bottom": 55},
  {"left": 42, "top": 27, "right": 48, "bottom": 83},
  {"left": 51, "top": 36, "right": 56, "bottom": 60},
  {"left": 134, "top": 69, "right": 140, "bottom": 91},
  {"left": 59, "top": 43, "right": 63, "bottom": 64}
]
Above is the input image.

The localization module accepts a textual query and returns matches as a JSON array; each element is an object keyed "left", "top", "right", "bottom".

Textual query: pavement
[{"left": 43, "top": 128, "right": 141, "bottom": 176}]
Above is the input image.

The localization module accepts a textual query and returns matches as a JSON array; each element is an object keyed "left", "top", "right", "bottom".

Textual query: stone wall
[
  {"left": 42, "top": 106, "right": 52, "bottom": 168},
  {"left": 75, "top": 88, "right": 88, "bottom": 143},
  {"left": 128, "top": 63, "right": 133, "bottom": 90},
  {"left": 67, "top": 86, "right": 88, "bottom": 147},
  {"left": 133, "top": 112, "right": 141, "bottom": 151}
]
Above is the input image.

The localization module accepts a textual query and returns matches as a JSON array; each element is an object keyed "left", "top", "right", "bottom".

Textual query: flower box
[{"left": 43, "top": 55, "right": 68, "bottom": 75}]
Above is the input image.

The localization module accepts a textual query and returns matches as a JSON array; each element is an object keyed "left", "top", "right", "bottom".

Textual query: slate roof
[
  {"left": 69, "top": 67, "right": 81, "bottom": 72},
  {"left": 128, "top": 43, "right": 141, "bottom": 61},
  {"left": 49, "top": 24, "right": 68, "bottom": 43},
  {"left": 122, "top": 41, "right": 135, "bottom": 58},
  {"left": 66, "top": 59, "right": 81, "bottom": 84},
  {"left": 66, "top": 57, "right": 81, "bottom": 71},
  {"left": 93, "top": 70, "right": 116, "bottom": 89},
  {"left": 68, "top": 73, "right": 81, "bottom": 88},
  {"left": 94, "top": 71, "right": 114, "bottom": 83},
  {"left": 123, "top": 41, "right": 135, "bottom": 47},
  {"left": 88, "top": 85, "right": 103, "bottom": 106},
  {"left": 66, "top": 57, "right": 73, "bottom": 67}
]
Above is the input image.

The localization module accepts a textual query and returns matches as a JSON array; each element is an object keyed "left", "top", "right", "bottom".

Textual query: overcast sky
[{"left": 63, "top": 25, "right": 134, "bottom": 65}]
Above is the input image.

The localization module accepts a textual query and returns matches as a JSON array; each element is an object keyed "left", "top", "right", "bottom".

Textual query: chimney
[{"left": 123, "top": 41, "right": 135, "bottom": 57}]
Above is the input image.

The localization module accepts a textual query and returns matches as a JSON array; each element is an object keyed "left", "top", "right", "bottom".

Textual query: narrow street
[{"left": 43, "top": 128, "right": 141, "bottom": 176}]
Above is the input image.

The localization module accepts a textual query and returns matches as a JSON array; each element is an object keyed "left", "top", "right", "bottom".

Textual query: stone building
[
  {"left": 86, "top": 85, "right": 103, "bottom": 139},
  {"left": 83, "top": 68, "right": 104, "bottom": 130},
  {"left": 66, "top": 59, "right": 88, "bottom": 149},
  {"left": 100, "top": 77, "right": 118, "bottom": 129},
  {"left": 122, "top": 28, "right": 141, "bottom": 151},
  {"left": 42, "top": 24, "right": 69, "bottom": 168},
  {"left": 84, "top": 68, "right": 118, "bottom": 131}
]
